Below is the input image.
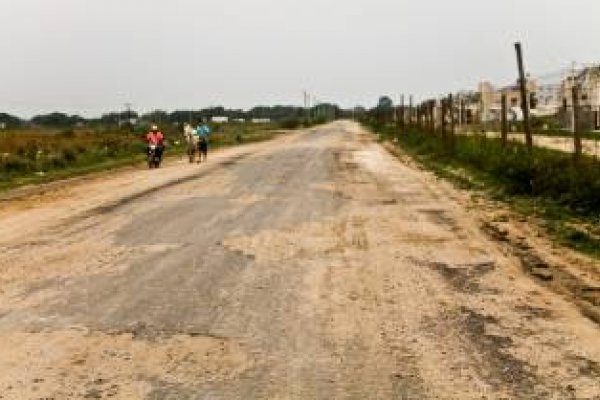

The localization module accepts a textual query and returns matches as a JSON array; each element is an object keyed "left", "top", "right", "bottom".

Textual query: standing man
[
  {"left": 183, "top": 123, "right": 198, "bottom": 163},
  {"left": 196, "top": 120, "right": 211, "bottom": 163}
]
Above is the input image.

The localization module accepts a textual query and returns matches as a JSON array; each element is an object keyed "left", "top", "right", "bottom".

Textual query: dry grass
[{"left": 0, "top": 124, "right": 281, "bottom": 191}]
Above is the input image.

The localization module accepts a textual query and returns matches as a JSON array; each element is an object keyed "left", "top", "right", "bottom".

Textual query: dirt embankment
[{"left": 384, "top": 140, "right": 600, "bottom": 325}]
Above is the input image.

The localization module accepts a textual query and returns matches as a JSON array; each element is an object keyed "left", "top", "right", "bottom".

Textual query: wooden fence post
[
  {"left": 430, "top": 100, "right": 436, "bottom": 134},
  {"left": 441, "top": 98, "right": 448, "bottom": 144},
  {"left": 400, "top": 94, "right": 405, "bottom": 132},
  {"left": 409, "top": 95, "right": 414, "bottom": 127},
  {"left": 449, "top": 94, "right": 456, "bottom": 151},
  {"left": 501, "top": 93, "right": 508, "bottom": 147},
  {"left": 514, "top": 42, "right": 533, "bottom": 151},
  {"left": 572, "top": 86, "right": 582, "bottom": 159}
]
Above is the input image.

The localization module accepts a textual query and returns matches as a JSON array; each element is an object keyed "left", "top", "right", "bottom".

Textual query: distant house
[
  {"left": 535, "top": 84, "right": 562, "bottom": 116},
  {"left": 479, "top": 78, "right": 541, "bottom": 122},
  {"left": 251, "top": 118, "right": 271, "bottom": 124},
  {"left": 561, "top": 66, "right": 600, "bottom": 107},
  {"left": 559, "top": 65, "right": 600, "bottom": 130}
]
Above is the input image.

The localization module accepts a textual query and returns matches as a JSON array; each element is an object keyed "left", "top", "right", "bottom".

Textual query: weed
[{"left": 0, "top": 124, "right": 282, "bottom": 191}]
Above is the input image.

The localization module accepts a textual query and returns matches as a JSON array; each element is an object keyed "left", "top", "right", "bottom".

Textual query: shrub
[
  {"left": 60, "top": 129, "right": 75, "bottom": 138},
  {"left": 50, "top": 156, "right": 67, "bottom": 169},
  {"left": 1, "top": 156, "right": 33, "bottom": 174},
  {"left": 280, "top": 118, "right": 301, "bottom": 130},
  {"left": 62, "top": 148, "right": 77, "bottom": 163}
]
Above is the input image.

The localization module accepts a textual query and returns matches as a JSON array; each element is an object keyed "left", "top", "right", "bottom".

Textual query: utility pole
[
  {"left": 123, "top": 102, "right": 134, "bottom": 131},
  {"left": 303, "top": 91, "right": 309, "bottom": 122},
  {"left": 501, "top": 93, "right": 508, "bottom": 147},
  {"left": 514, "top": 42, "right": 533, "bottom": 151}
]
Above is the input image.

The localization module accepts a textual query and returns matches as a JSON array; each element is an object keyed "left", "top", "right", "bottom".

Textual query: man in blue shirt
[{"left": 195, "top": 121, "right": 211, "bottom": 163}]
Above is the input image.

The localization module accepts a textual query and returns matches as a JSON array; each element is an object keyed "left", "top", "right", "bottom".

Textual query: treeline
[{"left": 1, "top": 103, "right": 349, "bottom": 129}]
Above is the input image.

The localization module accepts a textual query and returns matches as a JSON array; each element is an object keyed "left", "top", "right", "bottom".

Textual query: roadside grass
[
  {"left": 0, "top": 124, "right": 282, "bottom": 192},
  {"left": 371, "top": 123, "right": 600, "bottom": 259}
]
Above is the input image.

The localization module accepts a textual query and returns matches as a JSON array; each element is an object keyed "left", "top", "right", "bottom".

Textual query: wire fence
[{"left": 379, "top": 58, "right": 600, "bottom": 160}]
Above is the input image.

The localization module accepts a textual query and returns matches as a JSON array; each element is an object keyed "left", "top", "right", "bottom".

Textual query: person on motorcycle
[{"left": 146, "top": 125, "right": 165, "bottom": 160}]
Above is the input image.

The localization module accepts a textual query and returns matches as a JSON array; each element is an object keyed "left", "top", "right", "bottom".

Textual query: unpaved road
[{"left": 0, "top": 121, "right": 599, "bottom": 399}]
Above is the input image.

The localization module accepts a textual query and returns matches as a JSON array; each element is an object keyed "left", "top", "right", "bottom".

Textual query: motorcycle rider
[{"left": 146, "top": 125, "right": 165, "bottom": 161}]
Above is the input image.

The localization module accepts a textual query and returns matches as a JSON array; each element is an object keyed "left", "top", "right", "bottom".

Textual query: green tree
[
  {"left": 0, "top": 113, "right": 22, "bottom": 129},
  {"left": 377, "top": 96, "right": 394, "bottom": 110},
  {"left": 31, "top": 113, "right": 84, "bottom": 128}
]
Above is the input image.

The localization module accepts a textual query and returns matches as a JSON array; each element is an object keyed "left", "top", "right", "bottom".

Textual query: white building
[
  {"left": 534, "top": 84, "right": 562, "bottom": 116},
  {"left": 251, "top": 118, "right": 271, "bottom": 124},
  {"left": 559, "top": 65, "right": 600, "bottom": 130},
  {"left": 211, "top": 116, "right": 229, "bottom": 123}
]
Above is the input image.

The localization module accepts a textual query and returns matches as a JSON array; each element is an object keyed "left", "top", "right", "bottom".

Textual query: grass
[
  {"left": 0, "top": 123, "right": 281, "bottom": 192},
  {"left": 371, "top": 123, "right": 600, "bottom": 258}
]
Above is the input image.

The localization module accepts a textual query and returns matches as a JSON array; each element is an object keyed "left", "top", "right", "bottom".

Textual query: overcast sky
[{"left": 1, "top": 0, "right": 599, "bottom": 117}]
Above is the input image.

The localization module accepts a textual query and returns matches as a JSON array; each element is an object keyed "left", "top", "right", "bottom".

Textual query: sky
[{"left": 1, "top": 0, "right": 600, "bottom": 118}]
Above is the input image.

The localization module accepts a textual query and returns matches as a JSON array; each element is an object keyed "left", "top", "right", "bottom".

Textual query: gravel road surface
[{"left": 0, "top": 122, "right": 599, "bottom": 399}]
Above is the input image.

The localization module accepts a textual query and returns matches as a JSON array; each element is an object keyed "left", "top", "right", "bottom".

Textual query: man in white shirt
[{"left": 183, "top": 123, "right": 199, "bottom": 163}]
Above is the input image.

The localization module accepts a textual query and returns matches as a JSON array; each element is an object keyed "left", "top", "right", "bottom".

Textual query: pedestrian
[
  {"left": 196, "top": 121, "right": 211, "bottom": 163},
  {"left": 183, "top": 123, "right": 198, "bottom": 163}
]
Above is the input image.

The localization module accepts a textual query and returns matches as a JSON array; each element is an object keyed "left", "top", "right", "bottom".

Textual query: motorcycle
[{"left": 147, "top": 144, "right": 162, "bottom": 169}]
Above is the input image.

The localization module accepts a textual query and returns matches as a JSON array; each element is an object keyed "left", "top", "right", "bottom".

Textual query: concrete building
[
  {"left": 559, "top": 65, "right": 600, "bottom": 130},
  {"left": 479, "top": 78, "right": 539, "bottom": 122},
  {"left": 535, "top": 84, "right": 562, "bottom": 116}
]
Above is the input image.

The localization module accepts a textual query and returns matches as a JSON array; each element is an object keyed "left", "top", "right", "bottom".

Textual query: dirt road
[{"left": 0, "top": 122, "right": 599, "bottom": 399}]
